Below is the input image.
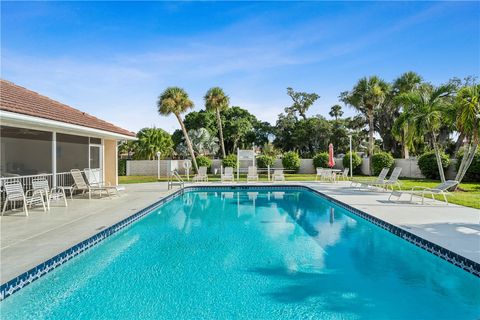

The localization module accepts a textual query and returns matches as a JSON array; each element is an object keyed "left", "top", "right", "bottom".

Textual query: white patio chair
[
  {"left": 389, "top": 180, "right": 459, "bottom": 205},
  {"left": 339, "top": 168, "right": 349, "bottom": 181},
  {"left": 351, "top": 168, "right": 389, "bottom": 188},
  {"left": 272, "top": 169, "right": 285, "bottom": 182},
  {"left": 221, "top": 167, "right": 235, "bottom": 182},
  {"left": 1, "top": 180, "right": 46, "bottom": 216},
  {"left": 193, "top": 166, "right": 208, "bottom": 182},
  {"left": 247, "top": 166, "right": 258, "bottom": 182},
  {"left": 71, "top": 169, "right": 116, "bottom": 199},
  {"left": 315, "top": 168, "right": 324, "bottom": 181},
  {"left": 32, "top": 177, "right": 68, "bottom": 209}
]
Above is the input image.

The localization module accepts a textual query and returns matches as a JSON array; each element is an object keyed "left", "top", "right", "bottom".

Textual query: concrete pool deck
[{"left": 1, "top": 181, "right": 479, "bottom": 284}]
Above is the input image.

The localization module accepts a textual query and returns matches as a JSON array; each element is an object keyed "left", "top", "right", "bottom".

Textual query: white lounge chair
[
  {"left": 364, "top": 167, "right": 403, "bottom": 190},
  {"left": 272, "top": 169, "right": 285, "bottom": 182},
  {"left": 32, "top": 177, "right": 68, "bottom": 209},
  {"left": 389, "top": 180, "right": 459, "bottom": 205},
  {"left": 193, "top": 166, "right": 208, "bottom": 182},
  {"left": 1, "top": 180, "right": 46, "bottom": 216},
  {"left": 84, "top": 168, "right": 125, "bottom": 194},
  {"left": 71, "top": 169, "right": 116, "bottom": 199},
  {"left": 221, "top": 167, "right": 235, "bottom": 182},
  {"left": 247, "top": 166, "right": 258, "bottom": 182},
  {"left": 351, "top": 168, "right": 389, "bottom": 188}
]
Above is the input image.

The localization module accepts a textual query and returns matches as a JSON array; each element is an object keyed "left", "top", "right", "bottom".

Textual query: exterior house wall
[{"left": 103, "top": 139, "right": 118, "bottom": 185}]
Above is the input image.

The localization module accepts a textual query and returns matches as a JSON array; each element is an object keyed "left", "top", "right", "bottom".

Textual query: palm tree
[
  {"left": 454, "top": 84, "right": 479, "bottom": 183},
  {"left": 396, "top": 84, "right": 454, "bottom": 182},
  {"left": 134, "top": 127, "right": 173, "bottom": 160},
  {"left": 157, "top": 87, "right": 198, "bottom": 171},
  {"left": 340, "top": 76, "right": 389, "bottom": 166},
  {"left": 204, "top": 87, "right": 229, "bottom": 158},
  {"left": 391, "top": 72, "right": 423, "bottom": 158},
  {"left": 329, "top": 104, "right": 343, "bottom": 120}
]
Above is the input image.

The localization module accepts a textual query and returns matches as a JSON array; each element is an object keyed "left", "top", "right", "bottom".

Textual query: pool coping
[{"left": 1, "top": 184, "right": 479, "bottom": 301}]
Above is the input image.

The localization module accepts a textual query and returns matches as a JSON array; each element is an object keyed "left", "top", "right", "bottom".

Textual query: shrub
[
  {"left": 313, "top": 152, "right": 330, "bottom": 169},
  {"left": 418, "top": 151, "right": 450, "bottom": 179},
  {"left": 343, "top": 152, "right": 362, "bottom": 174},
  {"left": 282, "top": 151, "right": 301, "bottom": 172},
  {"left": 456, "top": 149, "right": 480, "bottom": 182},
  {"left": 222, "top": 154, "right": 238, "bottom": 168},
  {"left": 118, "top": 159, "right": 127, "bottom": 176},
  {"left": 371, "top": 152, "right": 394, "bottom": 176},
  {"left": 256, "top": 154, "right": 275, "bottom": 168},
  {"left": 195, "top": 155, "right": 212, "bottom": 173}
]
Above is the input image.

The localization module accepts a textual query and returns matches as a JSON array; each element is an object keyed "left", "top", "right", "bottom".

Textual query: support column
[{"left": 52, "top": 131, "right": 57, "bottom": 187}]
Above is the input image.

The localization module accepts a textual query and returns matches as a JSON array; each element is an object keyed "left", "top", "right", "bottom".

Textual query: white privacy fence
[{"left": 126, "top": 158, "right": 459, "bottom": 179}]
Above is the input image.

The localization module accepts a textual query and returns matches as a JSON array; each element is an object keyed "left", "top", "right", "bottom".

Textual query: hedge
[
  {"left": 418, "top": 151, "right": 450, "bottom": 179},
  {"left": 222, "top": 154, "right": 238, "bottom": 168},
  {"left": 118, "top": 159, "right": 127, "bottom": 176},
  {"left": 371, "top": 152, "right": 394, "bottom": 176},
  {"left": 313, "top": 152, "right": 329, "bottom": 169},
  {"left": 256, "top": 155, "right": 275, "bottom": 168},
  {"left": 456, "top": 149, "right": 480, "bottom": 182},
  {"left": 282, "top": 151, "right": 301, "bottom": 172},
  {"left": 343, "top": 152, "right": 362, "bottom": 174},
  {"left": 195, "top": 155, "right": 212, "bottom": 173}
]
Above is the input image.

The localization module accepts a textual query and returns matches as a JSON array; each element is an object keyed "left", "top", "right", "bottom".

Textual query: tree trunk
[
  {"left": 216, "top": 108, "right": 226, "bottom": 158},
  {"left": 176, "top": 113, "right": 198, "bottom": 172},
  {"left": 368, "top": 108, "right": 374, "bottom": 175},
  {"left": 432, "top": 135, "right": 446, "bottom": 183},
  {"left": 455, "top": 142, "right": 478, "bottom": 183},
  {"left": 403, "top": 144, "right": 410, "bottom": 159},
  {"left": 453, "top": 133, "right": 465, "bottom": 157}
]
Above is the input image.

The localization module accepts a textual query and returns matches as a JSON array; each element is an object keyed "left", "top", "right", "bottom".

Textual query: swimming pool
[{"left": 1, "top": 187, "right": 479, "bottom": 319}]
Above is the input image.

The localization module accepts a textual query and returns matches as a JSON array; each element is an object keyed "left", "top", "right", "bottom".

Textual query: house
[{"left": 0, "top": 80, "right": 136, "bottom": 186}]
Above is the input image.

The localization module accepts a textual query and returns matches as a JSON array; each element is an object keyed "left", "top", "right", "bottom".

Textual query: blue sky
[{"left": 1, "top": 1, "right": 479, "bottom": 133}]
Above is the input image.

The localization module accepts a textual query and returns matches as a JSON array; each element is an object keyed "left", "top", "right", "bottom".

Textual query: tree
[
  {"left": 157, "top": 87, "right": 198, "bottom": 171},
  {"left": 222, "top": 106, "right": 257, "bottom": 153},
  {"left": 329, "top": 104, "right": 343, "bottom": 120},
  {"left": 395, "top": 83, "right": 455, "bottom": 182},
  {"left": 454, "top": 84, "right": 480, "bottom": 184},
  {"left": 183, "top": 110, "right": 218, "bottom": 137},
  {"left": 380, "top": 72, "right": 423, "bottom": 157},
  {"left": 176, "top": 128, "right": 219, "bottom": 157},
  {"left": 134, "top": 127, "right": 173, "bottom": 160},
  {"left": 118, "top": 140, "right": 136, "bottom": 159},
  {"left": 286, "top": 87, "right": 320, "bottom": 120},
  {"left": 204, "top": 87, "right": 229, "bottom": 158},
  {"left": 340, "top": 76, "right": 389, "bottom": 170}
]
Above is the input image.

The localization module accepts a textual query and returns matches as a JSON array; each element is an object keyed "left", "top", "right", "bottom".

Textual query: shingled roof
[{"left": 0, "top": 80, "right": 135, "bottom": 137}]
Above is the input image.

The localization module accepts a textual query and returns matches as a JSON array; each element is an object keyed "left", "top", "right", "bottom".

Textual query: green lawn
[{"left": 119, "top": 175, "right": 480, "bottom": 209}]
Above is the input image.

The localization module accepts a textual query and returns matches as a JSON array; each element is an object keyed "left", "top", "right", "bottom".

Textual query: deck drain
[{"left": 96, "top": 226, "right": 107, "bottom": 230}]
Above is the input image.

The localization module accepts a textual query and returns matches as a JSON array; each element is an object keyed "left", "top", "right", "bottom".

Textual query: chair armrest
[{"left": 26, "top": 189, "right": 44, "bottom": 196}]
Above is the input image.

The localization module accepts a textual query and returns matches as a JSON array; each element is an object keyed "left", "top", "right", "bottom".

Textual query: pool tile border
[{"left": 1, "top": 184, "right": 478, "bottom": 301}]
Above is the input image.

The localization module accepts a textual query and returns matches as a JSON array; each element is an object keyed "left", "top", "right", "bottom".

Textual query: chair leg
[
  {"left": 22, "top": 196, "right": 29, "bottom": 216},
  {"left": 2, "top": 199, "right": 9, "bottom": 216},
  {"left": 443, "top": 192, "right": 448, "bottom": 205}
]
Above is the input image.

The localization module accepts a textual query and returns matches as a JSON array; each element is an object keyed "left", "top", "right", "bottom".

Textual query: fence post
[{"left": 267, "top": 165, "right": 270, "bottom": 181}]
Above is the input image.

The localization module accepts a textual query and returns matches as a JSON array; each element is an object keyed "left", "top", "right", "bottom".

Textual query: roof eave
[{"left": 0, "top": 110, "right": 136, "bottom": 140}]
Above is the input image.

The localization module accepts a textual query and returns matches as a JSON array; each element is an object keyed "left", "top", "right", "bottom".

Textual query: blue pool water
[{"left": 1, "top": 188, "right": 479, "bottom": 319}]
